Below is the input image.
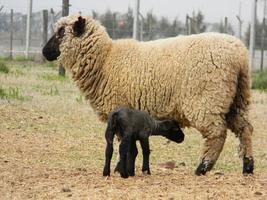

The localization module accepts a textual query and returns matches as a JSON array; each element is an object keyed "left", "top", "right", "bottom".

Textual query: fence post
[
  {"left": 260, "top": 0, "right": 267, "bottom": 71},
  {"left": 59, "top": 0, "right": 69, "bottom": 76},
  {"left": 224, "top": 17, "right": 228, "bottom": 33},
  {"left": 42, "top": 10, "right": 48, "bottom": 62},
  {"left": 10, "top": 9, "right": 13, "bottom": 59},
  {"left": 25, "top": 0, "right": 33, "bottom": 59}
]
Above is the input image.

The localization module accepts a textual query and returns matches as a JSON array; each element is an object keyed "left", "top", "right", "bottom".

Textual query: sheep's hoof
[
  {"left": 243, "top": 157, "right": 254, "bottom": 175},
  {"left": 195, "top": 161, "right": 214, "bottom": 176}
]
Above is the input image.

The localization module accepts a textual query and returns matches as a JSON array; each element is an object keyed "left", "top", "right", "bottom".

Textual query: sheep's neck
[{"left": 71, "top": 35, "right": 112, "bottom": 115}]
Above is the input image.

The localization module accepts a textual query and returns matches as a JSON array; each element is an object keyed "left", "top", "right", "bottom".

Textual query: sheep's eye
[{"left": 57, "top": 27, "right": 65, "bottom": 38}]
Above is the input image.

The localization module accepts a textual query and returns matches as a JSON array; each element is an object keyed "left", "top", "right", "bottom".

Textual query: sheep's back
[{"left": 102, "top": 33, "right": 248, "bottom": 129}]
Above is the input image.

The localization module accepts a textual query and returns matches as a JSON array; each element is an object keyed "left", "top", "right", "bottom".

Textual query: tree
[
  {"left": 245, "top": 18, "right": 267, "bottom": 48},
  {"left": 190, "top": 10, "right": 206, "bottom": 34}
]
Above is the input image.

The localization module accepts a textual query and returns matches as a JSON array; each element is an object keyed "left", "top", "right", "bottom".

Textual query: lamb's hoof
[
  {"left": 120, "top": 170, "right": 129, "bottom": 178},
  {"left": 128, "top": 170, "right": 135, "bottom": 177},
  {"left": 243, "top": 157, "right": 254, "bottom": 175},
  {"left": 142, "top": 169, "right": 151, "bottom": 175},
  {"left": 103, "top": 169, "right": 110, "bottom": 177},
  {"left": 103, "top": 165, "right": 111, "bottom": 176},
  {"left": 195, "top": 161, "right": 214, "bottom": 176}
]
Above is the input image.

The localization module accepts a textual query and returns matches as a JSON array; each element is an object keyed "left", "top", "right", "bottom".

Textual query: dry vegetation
[{"left": 0, "top": 60, "right": 267, "bottom": 199}]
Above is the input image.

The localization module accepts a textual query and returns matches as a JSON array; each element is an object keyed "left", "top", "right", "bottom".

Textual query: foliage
[
  {"left": 39, "top": 72, "right": 68, "bottom": 82},
  {"left": 94, "top": 8, "right": 184, "bottom": 40},
  {"left": 42, "top": 86, "right": 60, "bottom": 96},
  {"left": 245, "top": 18, "right": 267, "bottom": 48},
  {"left": 190, "top": 10, "right": 206, "bottom": 34},
  {"left": 0, "top": 61, "right": 9, "bottom": 73},
  {"left": 252, "top": 69, "right": 267, "bottom": 91},
  {"left": 0, "top": 86, "right": 26, "bottom": 100}
]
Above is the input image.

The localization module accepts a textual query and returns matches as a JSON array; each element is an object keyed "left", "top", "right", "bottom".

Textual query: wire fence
[{"left": 0, "top": 8, "right": 267, "bottom": 71}]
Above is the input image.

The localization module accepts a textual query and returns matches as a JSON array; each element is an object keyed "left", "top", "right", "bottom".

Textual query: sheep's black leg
[
  {"left": 118, "top": 134, "right": 131, "bottom": 178},
  {"left": 140, "top": 138, "right": 151, "bottom": 175},
  {"left": 127, "top": 138, "right": 138, "bottom": 176}
]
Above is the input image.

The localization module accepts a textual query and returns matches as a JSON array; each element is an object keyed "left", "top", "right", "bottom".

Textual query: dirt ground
[{"left": 0, "top": 62, "right": 267, "bottom": 199}]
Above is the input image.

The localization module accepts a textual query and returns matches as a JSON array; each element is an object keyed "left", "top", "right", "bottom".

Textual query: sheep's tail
[
  {"left": 226, "top": 62, "right": 251, "bottom": 134},
  {"left": 105, "top": 112, "right": 118, "bottom": 144}
]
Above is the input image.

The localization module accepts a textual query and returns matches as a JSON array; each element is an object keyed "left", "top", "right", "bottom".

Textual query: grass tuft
[
  {"left": 45, "top": 61, "right": 57, "bottom": 68},
  {"left": 0, "top": 61, "right": 9, "bottom": 73},
  {"left": 252, "top": 69, "right": 267, "bottom": 92},
  {"left": 0, "top": 86, "right": 27, "bottom": 101},
  {"left": 39, "top": 72, "right": 68, "bottom": 82},
  {"left": 42, "top": 86, "right": 60, "bottom": 96}
]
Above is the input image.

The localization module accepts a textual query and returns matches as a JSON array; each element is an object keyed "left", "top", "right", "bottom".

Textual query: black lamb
[{"left": 103, "top": 107, "right": 185, "bottom": 178}]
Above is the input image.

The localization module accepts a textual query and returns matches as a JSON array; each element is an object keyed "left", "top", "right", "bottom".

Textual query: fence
[{"left": 0, "top": 8, "right": 267, "bottom": 71}]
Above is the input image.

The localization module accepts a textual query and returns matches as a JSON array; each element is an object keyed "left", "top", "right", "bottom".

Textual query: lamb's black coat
[{"left": 103, "top": 107, "right": 184, "bottom": 178}]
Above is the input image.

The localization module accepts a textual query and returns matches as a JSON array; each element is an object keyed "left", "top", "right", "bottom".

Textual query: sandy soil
[{"left": 0, "top": 63, "right": 267, "bottom": 199}]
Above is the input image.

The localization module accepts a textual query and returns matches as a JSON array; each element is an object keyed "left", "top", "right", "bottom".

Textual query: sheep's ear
[{"left": 73, "top": 16, "right": 86, "bottom": 37}]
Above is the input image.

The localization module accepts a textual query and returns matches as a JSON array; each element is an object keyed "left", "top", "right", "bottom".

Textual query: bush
[
  {"left": 252, "top": 69, "right": 267, "bottom": 91},
  {"left": 0, "top": 61, "right": 9, "bottom": 73}
]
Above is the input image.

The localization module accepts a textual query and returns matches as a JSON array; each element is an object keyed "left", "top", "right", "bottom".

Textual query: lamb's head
[
  {"left": 42, "top": 15, "right": 110, "bottom": 70},
  {"left": 42, "top": 15, "right": 86, "bottom": 61},
  {"left": 158, "top": 119, "right": 185, "bottom": 143}
]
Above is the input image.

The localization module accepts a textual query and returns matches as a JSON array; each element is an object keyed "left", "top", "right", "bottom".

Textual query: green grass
[
  {"left": 41, "top": 86, "right": 60, "bottom": 96},
  {"left": 13, "top": 56, "right": 34, "bottom": 61},
  {"left": 0, "top": 86, "right": 27, "bottom": 101},
  {"left": 75, "top": 95, "right": 85, "bottom": 103},
  {"left": 39, "top": 72, "right": 68, "bottom": 82},
  {"left": 0, "top": 61, "right": 9, "bottom": 73},
  {"left": 252, "top": 69, "right": 267, "bottom": 91},
  {"left": 45, "top": 61, "right": 57, "bottom": 68}
]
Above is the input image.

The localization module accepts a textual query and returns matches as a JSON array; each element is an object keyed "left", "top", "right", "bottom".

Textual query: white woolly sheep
[
  {"left": 42, "top": 15, "right": 254, "bottom": 175},
  {"left": 103, "top": 107, "right": 184, "bottom": 178}
]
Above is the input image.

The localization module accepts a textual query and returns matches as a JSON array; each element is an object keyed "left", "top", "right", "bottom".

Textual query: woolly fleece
[{"left": 54, "top": 15, "right": 253, "bottom": 170}]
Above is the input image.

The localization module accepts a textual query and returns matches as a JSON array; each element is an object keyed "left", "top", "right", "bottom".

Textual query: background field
[{"left": 0, "top": 60, "right": 267, "bottom": 199}]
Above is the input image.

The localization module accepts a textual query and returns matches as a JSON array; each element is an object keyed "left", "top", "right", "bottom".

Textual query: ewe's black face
[
  {"left": 42, "top": 27, "right": 65, "bottom": 61},
  {"left": 42, "top": 16, "right": 86, "bottom": 61}
]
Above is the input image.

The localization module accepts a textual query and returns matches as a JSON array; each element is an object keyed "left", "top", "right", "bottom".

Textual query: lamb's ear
[{"left": 73, "top": 16, "right": 86, "bottom": 37}]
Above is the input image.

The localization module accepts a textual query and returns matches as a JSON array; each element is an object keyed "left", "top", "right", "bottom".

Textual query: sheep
[
  {"left": 42, "top": 15, "right": 254, "bottom": 175},
  {"left": 103, "top": 107, "right": 185, "bottom": 178}
]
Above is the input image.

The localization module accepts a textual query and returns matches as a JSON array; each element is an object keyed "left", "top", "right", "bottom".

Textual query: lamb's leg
[
  {"left": 103, "top": 124, "right": 115, "bottom": 176},
  {"left": 140, "top": 138, "right": 151, "bottom": 175},
  {"left": 118, "top": 134, "right": 131, "bottom": 178},
  {"left": 195, "top": 122, "right": 227, "bottom": 176},
  {"left": 103, "top": 142, "right": 113, "bottom": 176},
  {"left": 127, "top": 138, "right": 138, "bottom": 176}
]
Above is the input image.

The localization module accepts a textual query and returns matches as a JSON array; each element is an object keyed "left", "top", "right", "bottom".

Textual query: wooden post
[
  {"left": 260, "top": 0, "right": 266, "bottom": 71},
  {"left": 42, "top": 10, "right": 48, "bottom": 62},
  {"left": 186, "top": 14, "right": 189, "bottom": 35},
  {"left": 112, "top": 13, "right": 116, "bottom": 39},
  {"left": 25, "top": 0, "right": 32, "bottom": 59},
  {"left": 10, "top": 9, "right": 13, "bottom": 59},
  {"left": 133, "top": 0, "right": 140, "bottom": 40},
  {"left": 59, "top": 0, "right": 69, "bottom": 76},
  {"left": 249, "top": 0, "right": 257, "bottom": 70},
  {"left": 224, "top": 17, "right": 228, "bottom": 33}
]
